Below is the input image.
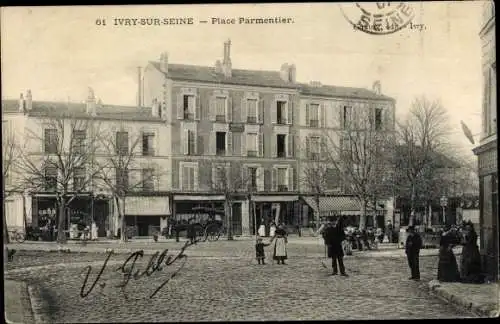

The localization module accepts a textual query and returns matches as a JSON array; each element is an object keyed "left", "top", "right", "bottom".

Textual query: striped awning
[
  {"left": 303, "top": 196, "right": 361, "bottom": 215},
  {"left": 252, "top": 195, "right": 299, "bottom": 202},
  {"left": 125, "top": 196, "right": 170, "bottom": 216}
]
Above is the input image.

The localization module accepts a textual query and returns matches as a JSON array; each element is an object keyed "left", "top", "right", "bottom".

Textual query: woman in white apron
[
  {"left": 270, "top": 224, "right": 288, "bottom": 264},
  {"left": 91, "top": 222, "right": 98, "bottom": 241}
]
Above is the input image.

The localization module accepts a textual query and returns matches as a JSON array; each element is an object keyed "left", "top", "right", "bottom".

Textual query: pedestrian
[
  {"left": 270, "top": 224, "right": 288, "bottom": 264},
  {"left": 459, "top": 221, "right": 483, "bottom": 283},
  {"left": 255, "top": 237, "right": 271, "bottom": 265},
  {"left": 269, "top": 222, "right": 277, "bottom": 238},
  {"left": 386, "top": 221, "right": 393, "bottom": 243},
  {"left": 437, "top": 225, "right": 461, "bottom": 282},
  {"left": 376, "top": 227, "right": 384, "bottom": 243},
  {"left": 187, "top": 219, "right": 197, "bottom": 244},
  {"left": 405, "top": 225, "right": 422, "bottom": 281},
  {"left": 324, "top": 217, "right": 348, "bottom": 276},
  {"left": 258, "top": 218, "right": 266, "bottom": 237}
]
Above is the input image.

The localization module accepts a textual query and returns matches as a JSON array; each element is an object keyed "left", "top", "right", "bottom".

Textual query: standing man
[
  {"left": 324, "top": 217, "right": 348, "bottom": 277},
  {"left": 385, "top": 221, "right": 393, "bottom": 243},
  {"left": 405, "top": 226, "right": 422, "bottom": 281}
]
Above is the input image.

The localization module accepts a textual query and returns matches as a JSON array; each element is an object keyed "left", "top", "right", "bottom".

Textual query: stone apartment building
[
  {"left": 473, "top": 1, "right": 497, "bottom": 279},
  {"left": 2, "top": 89, "right": 171, "bottom": 238},
  {"left": 142, "top": 40, "right": 396, "bottom": 235}
]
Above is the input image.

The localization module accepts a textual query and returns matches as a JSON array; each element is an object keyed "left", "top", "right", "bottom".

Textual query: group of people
[
  {"left": 405, "top": 221, "right": 484, "bottom": 282},
  {"left": 255, "top": 223, "right": 289, "bottom": 265}
]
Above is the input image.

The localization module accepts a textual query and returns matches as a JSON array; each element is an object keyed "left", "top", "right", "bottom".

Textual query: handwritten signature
[{"left": 80, "top": 237, "right": 206, "bottom": 299}]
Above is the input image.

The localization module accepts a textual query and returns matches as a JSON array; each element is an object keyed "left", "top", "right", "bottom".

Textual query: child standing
[{"left": 255, "top": 237, "right": 270, "bottom": 265}]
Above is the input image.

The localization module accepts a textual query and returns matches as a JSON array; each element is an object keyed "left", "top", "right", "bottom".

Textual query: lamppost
[{"left": 440, "top": 195, "right": 448, "bottom": 225}]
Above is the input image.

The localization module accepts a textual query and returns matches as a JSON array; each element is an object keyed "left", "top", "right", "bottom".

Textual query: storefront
[
  {"left": 124, "top": 195, "right": 171, "bottom": 237},
  {"left": 249, "top": 195, "right": 299, "bottom": 236}
]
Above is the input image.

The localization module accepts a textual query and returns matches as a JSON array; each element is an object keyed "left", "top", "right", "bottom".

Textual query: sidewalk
[
  {"left": 4, "top": 280, "right": 36, "bottom": 324},
  {"left": 428, "top": 280, "right": 499, "bottom": 318}
]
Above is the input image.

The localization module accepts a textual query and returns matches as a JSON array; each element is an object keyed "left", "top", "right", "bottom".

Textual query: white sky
[{"left": 1, "top": 3, "right": 486, "bottom": 158}]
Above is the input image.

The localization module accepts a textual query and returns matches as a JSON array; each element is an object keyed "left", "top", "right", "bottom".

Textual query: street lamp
[{"left": 440, "top": 195, "right": 448, "bottom": 225}]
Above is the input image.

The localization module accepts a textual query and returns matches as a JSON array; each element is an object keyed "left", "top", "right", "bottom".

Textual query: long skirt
[
  {"left": 437, "top": 247, "right": 461, "bottom": 282},
  {"left": 460, "top": 244, "right": 483, "bottom": 283},
  {"left": 273, "top": 237, "right": 287, "bottom": 260}
]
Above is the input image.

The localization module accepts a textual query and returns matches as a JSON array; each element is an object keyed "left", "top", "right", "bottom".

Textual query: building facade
[
  {"left": 2, "top": 90, "right": 171, "bottom": 238},
  {"left": 473, "top": 1, "right": 498, "bottom": 279}
]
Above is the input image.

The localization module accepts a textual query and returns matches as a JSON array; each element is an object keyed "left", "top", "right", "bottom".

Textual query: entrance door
[{"left": 231, "top": 203, "right": 242, "bottom": 236}]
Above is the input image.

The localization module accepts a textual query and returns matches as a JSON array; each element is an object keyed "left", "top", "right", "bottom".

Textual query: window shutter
[
  {"left": 288, "top": 167, "right": 294, "bottom": 191},
  {"left": 177, "top": 93, "right": 184, "bottom": 119},
  {"left": 320, "top": 136, "right": 327, "bottom": 160},
  {"left": 241, "top": 166, "right": 248, "bottom": 191},
  {"left": 195, "top": 95, "right": 201, "bottom": 120},
  {"left": 241, "top": 131, "right": 247, "bottom": 157},
  {"left": 257, "top": 167, "right": 264, "bottom": 192},
  {"left": 271, "top": 167, "right": 277, "bottom": 191},
  {"left": 287, "top": 100, "right": 293, "bottom": 125},
  {"left": 209, "top": 95, "right": 216, "bottom": 121},
  {"left": 306, "top": 136, "right": 310, "bottom": 159},
  {"left": 271, "top": 100, "right": 277, "bottom": 124},
  {"left": 183, "top": 129, "right": 190, "bottom": 155},
  {"left": 287, "top": 134, "right": 294, "bottom": 157},
  {"left": 258, "top": 133, "right": 264, "bottom": 157},
  {"left": 305, "top": 103, "right": 310, "bottom": 126},
  {"left": 193, "top": 167, "right": 198, "bottom": 191},
  {"left": 241, "top": 97, "right": 247, "bottom": 123},
  {"left": 182, "top": 166, "right": 188, "bottom": 190},
  {"left": 271, "top": 133, "right": 277, "bottom": 158},
  {"left": 211, "top": 166, "right": 217, "bottom": 190},
  {"left": 226, "top": 131, "right": 233, "bottom": 156},
  {"left": 321, "top": 103, "right": 327, "bottom": 128},
  {"left": 227, "top": 97, "right": 233, "bottom": 122},
  {"left": 258, "top": 99, "right": 264, "bottom": 124},
  {"left": 193, "top": 129, "right": 198, "bottom": 155},
  {"left": 209, "top": 131, "right": 216, "bottom": 155}
]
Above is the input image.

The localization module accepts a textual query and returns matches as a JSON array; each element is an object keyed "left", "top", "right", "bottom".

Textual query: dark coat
[
  {"left": 255, "top": 242, "right": 270, "bottom": 258},
  {"left": 324, "top": 224, "right": 345, "bottom": 257},
  {"left": 405, "top": 232, "right": 422, "bottom": 255},
  {"left": 437, "top": 233, "right": 461, "bottom": 282}
]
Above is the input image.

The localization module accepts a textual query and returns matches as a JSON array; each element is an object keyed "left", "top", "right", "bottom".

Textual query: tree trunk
[
  {"left": 116, "top": 196, "right": 128, "bottom": 243},
  {"left": 409, "top": 183, "right": 416, "bottom": 226},
  {"left": 359, "top": 199, "right": 367, "bottom": 230},
  {"left": 3, "top": 199, "right": 9, "bottom": 245},
  {"left": 225, "top": 197, "right": 233, "bottom": 240},
  {"left": 315, "top": 195, "right": 320, "bottom": 231},
  {"left": 57, "top": 197, "right": 67, "bottom": 243}
]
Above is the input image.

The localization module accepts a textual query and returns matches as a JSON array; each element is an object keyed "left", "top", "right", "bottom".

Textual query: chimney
[
  {"left": 151, "top": 98, "right": 159, "bottom": 117},
  {"left": 215, "top": 60, "right": 223, "bottom": 74},
  {"left": 280, "top": 63, "right": 289, "bottom": 82},
  {"left": 222, "top": 39, "right": 232, "bottom": 78},
  {"left": 160, "top": 52, "right": 168, "bottom": 73},
  {"left": 288, "top": 64, "right": 296, "bottom": 83},
  {"left": 372, "top": 80, "right": 381, "bottom": 95},
  {"left": 137, "top": 66, "right": 142, "bottom": 108},
  {"left": 26, "top": 90, "right": 33, "bottom": 111},
  {"left": 18, "top": 93, "right": 25, "bottom": 112},
  {"left": 86, "top": 87, "right": 96, "bottom": 116}
]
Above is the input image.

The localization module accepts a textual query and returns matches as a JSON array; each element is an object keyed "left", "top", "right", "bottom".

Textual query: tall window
[
  {"left": 276, "top": 101, "right": 287, "bottom": 124},
  {"left": 343, "top": 106, "right": 352, "bottom": 129},
  {"left": 215, "top": 97, "right": 226, "bottom": 122},
  {"left": 116, "top": 131, "right": 129, "bottom": 155},
  {"left": 374, "top": 108, "right": 383, "bottom": 130},
  {"left": 277, "top": 168, "right": 287, "bottom": 191},
  {"left": 248, "top": 167, "right": 258, "bottom": 192},
  {"left": 216, "top": 132, "right": 226, "bottom": 156},
  {"left": 142, "top": 168, "right": 155, "bottom": 191},
  {"left": 44, "top": 129, "right": 58, "bottom": 153},
  {"left": 186, "top": 130, "right": 196, "bottom": 155},
  {"left": 142, "top": 132, "right": 155, "bottom": 156},
  {"left": 45, "top": 166, "right": 57, "bottom": 191},
  {"left": 247, "top": 133, "right": 258, "bottom": 157},
  {"left": 72, "top": 130, "right": 86, "bottom": 154},
  {"left": 73, "top": 167, "right": 86, "bottom": 191},
  {"left": 247, "top": 99, "right": 258, "bottom": 124},
  {"left": 277, "top": 134, "right": 286, "bottom": 158},
  {"left": 309, "top": 103, "right": 319, "bottom": 127},
  {"left": 309, "top": 136, "right": 320, "bottom": 160},
  {"left": 182, "top": 165, "right": 196, "bottom": 190},
  {"left": 116, "top": 168, "right": 129, "bottom": 192},
  {"left": 183, "top": 94, "right": 195, "bottom": 120}
]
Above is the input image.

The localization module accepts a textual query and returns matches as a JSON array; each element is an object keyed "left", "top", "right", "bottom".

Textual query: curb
[{"left": 428, "top": 280, "right": 499, "bottom": 318}]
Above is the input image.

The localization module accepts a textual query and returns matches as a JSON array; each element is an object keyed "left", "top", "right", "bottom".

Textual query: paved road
[{"left": 5, "top": 249, "right": 475, "bottom": 322}]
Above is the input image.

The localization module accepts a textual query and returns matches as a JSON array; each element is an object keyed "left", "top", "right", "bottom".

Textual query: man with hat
[
  {"left": 405, "top": 225, "right": 423, "bottom": 280},
  {"left": 323, "top": 216, "right": 348, "bottom": 276}
]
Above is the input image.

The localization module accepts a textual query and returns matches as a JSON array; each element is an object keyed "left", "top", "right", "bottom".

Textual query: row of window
[
  {"left": 179, "top": 93, "right": 387, "bottom": 130},
  {"left": 44, "top": 129, "right": 156, "bottom": 156}
]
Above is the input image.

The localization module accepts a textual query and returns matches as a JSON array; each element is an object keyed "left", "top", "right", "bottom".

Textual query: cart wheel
[{"left": 15, "top": 232, "right": 26, "bottom": 243}]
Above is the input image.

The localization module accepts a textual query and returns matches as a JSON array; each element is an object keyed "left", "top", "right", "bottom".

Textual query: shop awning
[
  {"left": 174, "top": 195, "right": 225, "bottom": 201},
  {"left": 303, "top": 196, "right": 361, "bottom": 215},
  {"left": 251, "top": 195, "right": 299, "bottom": 202},
  {"left": 125, "top": 196, "right": 170, "bottom": 216}
]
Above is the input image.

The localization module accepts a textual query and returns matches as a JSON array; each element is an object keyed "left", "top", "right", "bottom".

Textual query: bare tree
[
  {"left": 323, "top": 103, "right": 395, "bottom": 230},
  {"left": 201, "top": 161, "right": 255, "bottom": 240},
  {"left": 2, "top": 119, "right": 20, "bottom": 244},
  {"left": 395, "top": 96, "right": 452, "bottom": 226},
  {"left": 93, "top": 124, "right": 165, "bottom": 243},
  {"left": 14, "top": 113, "right": 103, "bottom": 243}
]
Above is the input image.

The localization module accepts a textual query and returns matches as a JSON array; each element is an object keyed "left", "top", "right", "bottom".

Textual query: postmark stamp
[{"left": 340, "top": 2, "right": 415, "bottom": 35}]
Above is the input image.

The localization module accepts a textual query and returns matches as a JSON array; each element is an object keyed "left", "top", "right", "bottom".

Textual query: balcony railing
[
  {"left": 277, "top": 151, "right": 286, "bottom": 158},
  {"left": 142, "top": 148, "right": 155, "bottom": 156},
  {"left": 216, "top": 149, "right": 226, "bottom": 156},
  {"left": 247, "top": 150, "right": 258, "bottom": 157},
  {"left": 216, "top": 115, "right": 226, "bottom": 123},
  {"left": 247, "top": 116, "right": 257, "bottom": 124},
  {"left": 277, "top": 185, "right": 289, "bottom": 192},
  {"left": 309, "top": 120, "right": 319, "bottom": 127},
  {"left": 184, "top": 112, "right": 195, "bottom": 120}
]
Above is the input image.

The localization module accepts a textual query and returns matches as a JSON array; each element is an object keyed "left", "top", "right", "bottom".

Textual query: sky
[{"left": 1, "top": 3, "right": 486, "bottom": 158}]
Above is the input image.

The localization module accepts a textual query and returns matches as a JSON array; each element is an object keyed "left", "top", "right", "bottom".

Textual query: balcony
[
  {"left": 247, "top": 116, "right": 257, "bottom": 124},
  {"left": 216, "top": 115, "right": 226, "bottom": 123},
  {"left": 277, "top": 185, "right": 288, "bottom": 192},
  {"left": 247, "top": 150, "right": 258, "bottom": 157}
]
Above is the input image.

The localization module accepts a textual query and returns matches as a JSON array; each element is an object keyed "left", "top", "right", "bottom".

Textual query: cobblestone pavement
[{"left": 5, "top": 250, "right": 476, "bottom": 322}]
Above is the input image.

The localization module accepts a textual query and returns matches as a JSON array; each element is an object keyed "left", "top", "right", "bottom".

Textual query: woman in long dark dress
[
  {"left": 437, "top": 226, "right": 461, "bottom": 282},
  {"left": 460, "top": 222, "right": 483, "bottom": 283},
  {"left": 270, "top": 224, "right": 288, "bottom": 264}
]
